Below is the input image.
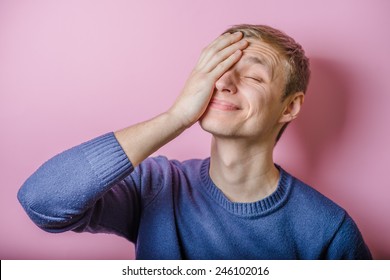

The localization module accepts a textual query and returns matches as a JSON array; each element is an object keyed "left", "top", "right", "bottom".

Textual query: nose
[{"left": 215, "top": 70, "right": 237, "bottom": 94}]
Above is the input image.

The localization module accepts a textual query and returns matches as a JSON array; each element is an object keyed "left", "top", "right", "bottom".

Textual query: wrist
[{"left": 166, "top": 107, "right": 195, "bottom": 131}]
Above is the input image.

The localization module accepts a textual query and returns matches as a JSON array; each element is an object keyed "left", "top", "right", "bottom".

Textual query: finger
[
  {"left": 198, "top": 32, "right": 242, "bottom": 66},
  {"left": 198, "top": 32, "right": 243, "bottom": 67},
  {"left": 210, "top": 49, "right": 243, "bottom": 79},
  {"left": 201, "top": 39, "right": 248, "bottom": 72},
  {"left": 208, "top": 31, "right": 243, "bottom": 53}
]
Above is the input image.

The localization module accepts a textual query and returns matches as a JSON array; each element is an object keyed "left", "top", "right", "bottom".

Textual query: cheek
[
  {"left": 246, "top": 96, "right": 282, "bottom": 128},
  {"left": 242, "top": 90, "right": 267, "bottom": 117},
  {"left": 244, "top": 103, "right": 266, "bottom": 126}
]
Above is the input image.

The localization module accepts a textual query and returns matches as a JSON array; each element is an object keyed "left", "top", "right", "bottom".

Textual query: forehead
[{"left": 240, "top": 39, "right": 284, "bottom": 80}]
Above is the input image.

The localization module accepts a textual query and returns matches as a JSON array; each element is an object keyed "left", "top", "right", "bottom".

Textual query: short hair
[{"left": 223, "top": 24, "right": 311, "bottom": 142}]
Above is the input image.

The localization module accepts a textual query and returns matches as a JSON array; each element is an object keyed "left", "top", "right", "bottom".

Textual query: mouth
[{"left": 209, "top": 98, "right": 240, "bottom": 111}]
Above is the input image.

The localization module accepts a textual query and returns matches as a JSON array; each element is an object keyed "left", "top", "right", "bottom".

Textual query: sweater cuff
[{"left": 80, "top": 132, "right": 133, "bottom": 187}]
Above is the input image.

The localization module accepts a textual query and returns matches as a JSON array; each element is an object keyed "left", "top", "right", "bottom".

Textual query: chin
[
  {"left": 200, "top": 111, "right": 271, "bottom": 141},
  {"left": 199, "top": 114, "right": 238, "bottom": 137}
]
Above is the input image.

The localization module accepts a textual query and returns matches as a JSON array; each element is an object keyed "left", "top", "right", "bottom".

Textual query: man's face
[{"left": 199, "top": 39, "right": 288, "bottom": 143}]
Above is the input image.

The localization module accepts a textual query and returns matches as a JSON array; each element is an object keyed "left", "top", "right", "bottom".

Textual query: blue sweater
[{"left": 18, "top": 133, "right": 372, "bottom": 259}]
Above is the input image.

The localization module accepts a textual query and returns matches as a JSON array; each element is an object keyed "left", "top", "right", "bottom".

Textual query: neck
[{"left": 209, "top": 136, "right": 279, "bottom": 203}]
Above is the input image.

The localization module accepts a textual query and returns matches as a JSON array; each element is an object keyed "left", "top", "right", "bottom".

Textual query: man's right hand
[
  {"left": 115, "top": 32, "right": 248, "bottom": 167},
  {"left": 168, "top": 32, "right": 248, "bottom": 128}
]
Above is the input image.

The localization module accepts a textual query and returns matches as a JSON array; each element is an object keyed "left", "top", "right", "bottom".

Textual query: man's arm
[
  {"left": 17, "top": 32, "right": 248, "bottom": 234},
  {"left": 115, "top": 32, "right": 248, "bottom": 167}
]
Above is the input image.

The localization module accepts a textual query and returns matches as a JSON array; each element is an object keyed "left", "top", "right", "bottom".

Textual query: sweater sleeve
[
  {"left": 325, "top": 213, "right": 372, "bottom": 259},
  {"left": 17, "top": 133, "right": 141, "bottom": 241}
]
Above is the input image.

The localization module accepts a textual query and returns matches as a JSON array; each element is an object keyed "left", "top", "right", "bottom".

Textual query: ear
[{"left": 279, "top": 92, "right": 305, "bottom": 124}]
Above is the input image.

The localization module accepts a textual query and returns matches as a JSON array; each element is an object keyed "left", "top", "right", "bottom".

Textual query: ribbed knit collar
[{"left": 200, "top": 158, "right": 291, "bottom": 217}]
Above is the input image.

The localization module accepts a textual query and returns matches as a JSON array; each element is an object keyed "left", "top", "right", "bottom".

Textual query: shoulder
[
  {"left": 130, "top": 156, "right": 206, "bottom": 191},
  {"left": 279, "top": 167, "right": 347, "bottom": 244},
  {"left": 280, "top": 167, "right": 345, "bottom": 219},
  {"left": 135, "top": 156, "right": 206, "bottom": 175},
  {"left": 279, "top": 167, "right": 372, "bottom": 258},
  {"left": 326, "top": 213, "right": 372, "bottom": 259}
]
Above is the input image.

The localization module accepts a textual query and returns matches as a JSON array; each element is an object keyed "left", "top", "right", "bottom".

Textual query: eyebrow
[
  {"left": 242, "top": 56, "right": 272, "bottom": 78},
  {"left": 243, "top": 56, "right": 266, "bottom": 65}
]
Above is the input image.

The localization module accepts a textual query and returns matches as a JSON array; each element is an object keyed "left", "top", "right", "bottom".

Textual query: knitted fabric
[{"left": 18, "top": 133, "right": 372, "bottom": 259}]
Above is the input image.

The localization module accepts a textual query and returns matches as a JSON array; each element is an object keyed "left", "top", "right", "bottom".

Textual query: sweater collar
[{"left": 200, "top": 158, "right": 292, "bottom": 217}]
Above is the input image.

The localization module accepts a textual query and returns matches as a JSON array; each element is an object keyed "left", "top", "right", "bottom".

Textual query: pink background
[{"left": 1, "top": 0, "right": 389, "bottom": 259}]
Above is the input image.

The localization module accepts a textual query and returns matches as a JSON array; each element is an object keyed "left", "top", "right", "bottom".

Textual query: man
[{"left": 18, "top": 24, "right": 372, "bottom": 259}]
